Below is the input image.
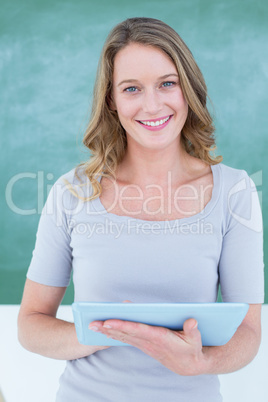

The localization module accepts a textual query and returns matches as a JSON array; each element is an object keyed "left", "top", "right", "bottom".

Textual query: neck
[{"left": 116, "top": 139, "right": 192, "bottom": 187}]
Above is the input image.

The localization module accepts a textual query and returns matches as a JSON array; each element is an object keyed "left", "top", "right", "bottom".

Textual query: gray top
[{"left": 27, "top": 162, "right": 264, "bottom": 402}]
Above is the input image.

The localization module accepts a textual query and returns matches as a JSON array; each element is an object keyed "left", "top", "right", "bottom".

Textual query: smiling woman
[
  {"left": 77, "top": 17, "right": 222, "bottom": 201},
  {"left": 18, "top": 17, "right": 264, "bottom": 402}
]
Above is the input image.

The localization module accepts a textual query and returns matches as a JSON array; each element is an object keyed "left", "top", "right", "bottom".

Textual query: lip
[
  {"left": 136, "top": 115, "right": 173, "bottom": 131},
  {"left": 138, "top": 115, "right": 171, "bottom": 123}
]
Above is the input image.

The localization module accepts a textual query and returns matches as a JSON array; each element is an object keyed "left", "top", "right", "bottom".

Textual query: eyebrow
[{"left": 117, "top": 73, "right": 179, "bottom": 87}]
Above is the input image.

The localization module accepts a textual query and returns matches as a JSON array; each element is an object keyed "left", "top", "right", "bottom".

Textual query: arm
[
  {"left": 88, "top": 303, "right": 261, "bottom": 376},
  {"left": 202, "top": 303, "right": 261, "bottom": 374},
  {"left": 18, "top": 279, "right": 108, "bottom": 360}
]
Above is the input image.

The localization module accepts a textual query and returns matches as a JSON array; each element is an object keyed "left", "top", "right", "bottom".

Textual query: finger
[
  {"left": 102, "top": 319, "right": 145, "bottom": 335},
  {"left": 100, "top": 323, "right": 162, "bottom": 351},
  {"left": 102, "top": 319, "right": 170, "bottom": 344},
  {"left": 182, "top": 318, "right": 202, "bottom": 345},
  {"left": 122, "top": 300, "right": 133, "bottom": 303},
  {"left": 88, "top": 320, "right": 104, "bottom": 330},
  {"left": 88, "top": 320, "right": 140, "bottom": 347},
  {"left": 183, "top": 318, "right": 198, "bottom": 333}
]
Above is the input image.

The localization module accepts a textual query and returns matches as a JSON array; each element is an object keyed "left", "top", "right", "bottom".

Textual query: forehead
[{"left": 113, "top": 43, "right": 177, "bottom": 81}]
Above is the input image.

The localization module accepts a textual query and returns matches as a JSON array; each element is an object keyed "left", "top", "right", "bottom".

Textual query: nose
[{"left": 142, "top": 88, "right": 162, "bottom": 116}]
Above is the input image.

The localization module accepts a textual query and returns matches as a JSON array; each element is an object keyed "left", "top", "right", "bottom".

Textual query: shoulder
[
  {"left": 45, "top": 166, "right": 94, "bottom": 213},
  {"left": 217, "top": 163, "right": 262, "bottom": 232},
  {"left": 218, "top": 162, "right": 249, "bottom": 181},
  {"left": 54, "top": 165, "right": 94, "bottom": 197},
  {"left": 215, "top": 162, "right": 258, "bottom": 209},
  {"left": 216, "top": 162, "right": 259, "bottom": 204},
  {"left": 56, "top": 166, "right": 88, "bottom": 187},
  {"left": 216, "top": 162, "right": 255, "bottom": 193}
]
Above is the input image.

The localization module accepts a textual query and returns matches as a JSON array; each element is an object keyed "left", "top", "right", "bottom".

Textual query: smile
[
  {"left": 136, "top": 115, "right": 173, "bottom": 130},
  {"left": 139, "top": 115, "right": 171, "bottom": 126}
]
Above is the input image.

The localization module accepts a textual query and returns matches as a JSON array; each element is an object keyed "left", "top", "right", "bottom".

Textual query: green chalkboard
[{"left": 1, "top": 0, "right": 267, "bottom": 304}]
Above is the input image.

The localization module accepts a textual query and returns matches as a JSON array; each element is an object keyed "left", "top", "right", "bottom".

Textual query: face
[{"left": 111, "top": 42, "right": 188, "bottom": 152}]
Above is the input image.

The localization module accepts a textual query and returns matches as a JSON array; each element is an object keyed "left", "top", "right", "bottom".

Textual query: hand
[{"left": 89, "top": 309, "right": 209, "bottom": 376}]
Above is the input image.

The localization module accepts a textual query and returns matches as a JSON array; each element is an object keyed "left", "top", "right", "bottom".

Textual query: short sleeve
[
  {"left": 26, "top": 174, "right": 74, "bottom": 287},
  {"left": 219, "top": 170, "right": 264, "bottom": 303}
]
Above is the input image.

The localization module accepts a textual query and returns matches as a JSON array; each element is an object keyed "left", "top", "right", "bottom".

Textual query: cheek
[
  {"left": 162, "top": 88, "right": 187, "bottom": 112},
  {"left": 174, "top": 92, "right": 188, "bottom": 117},
  {"left": 116, "top": 99, "right": 139, "bottom": 122},
  {"left": 175, "top": 89, "right": 187, "bottom": 106}
]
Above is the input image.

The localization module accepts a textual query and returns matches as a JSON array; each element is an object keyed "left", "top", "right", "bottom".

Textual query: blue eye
[
  {"left": 162, "top": 81, "right": 176, "bottom": 87},
  {"left": 124, "top": 86, "right": 137, "bottom": 92}
]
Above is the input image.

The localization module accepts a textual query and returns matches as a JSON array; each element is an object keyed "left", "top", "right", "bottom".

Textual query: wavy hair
[{"left": 70, "top": 17, "right": 222, "bottom": 200}]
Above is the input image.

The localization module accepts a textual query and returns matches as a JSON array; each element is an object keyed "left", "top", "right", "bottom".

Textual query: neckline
[{"left": 92, "top": 163, "right": 222, "bottom": 227}]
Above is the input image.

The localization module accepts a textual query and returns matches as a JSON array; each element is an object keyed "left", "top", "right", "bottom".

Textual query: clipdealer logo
[
  {"left": 67, "top": 218, "right": 214, "bottom": 239},
  {"left": 227, "top": 170, "right": 263, "bottom": 233},
  {"left": 5, "top": 171, "right": 55, "bottom": 215},
  {"left": 5, "top": 169, "right": 263, "bottom": 236}
]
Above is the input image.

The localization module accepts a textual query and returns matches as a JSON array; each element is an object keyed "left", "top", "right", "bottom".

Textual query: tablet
[{"left": 72, "top": 302, "right": 249, "bottom": 347}]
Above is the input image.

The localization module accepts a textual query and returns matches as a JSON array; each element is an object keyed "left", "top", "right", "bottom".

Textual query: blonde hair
[{"left": 71, "top": 17, "right": 222, "bottom": 200}]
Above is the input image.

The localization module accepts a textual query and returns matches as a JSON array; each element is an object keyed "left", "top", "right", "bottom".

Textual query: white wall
[{"left": 0, "top": 305, "right": 267, "bottom": 402}]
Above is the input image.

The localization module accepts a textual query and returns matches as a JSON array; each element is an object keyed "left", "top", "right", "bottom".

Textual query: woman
[{"left": 18, "top": 17, "right": 264, "bottom": 401}]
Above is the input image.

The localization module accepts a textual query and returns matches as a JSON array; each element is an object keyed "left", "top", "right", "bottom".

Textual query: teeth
[{"left": 140, "top": 116, "right": 170, "bottom": 127}]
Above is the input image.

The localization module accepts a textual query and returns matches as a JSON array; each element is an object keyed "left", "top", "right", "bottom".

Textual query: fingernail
[
  {"left": 89, "top": 326, "right": 100, "bottom": 332},
  {"left": 103, "top": 324, "right": 112, "bottom": 329}
]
